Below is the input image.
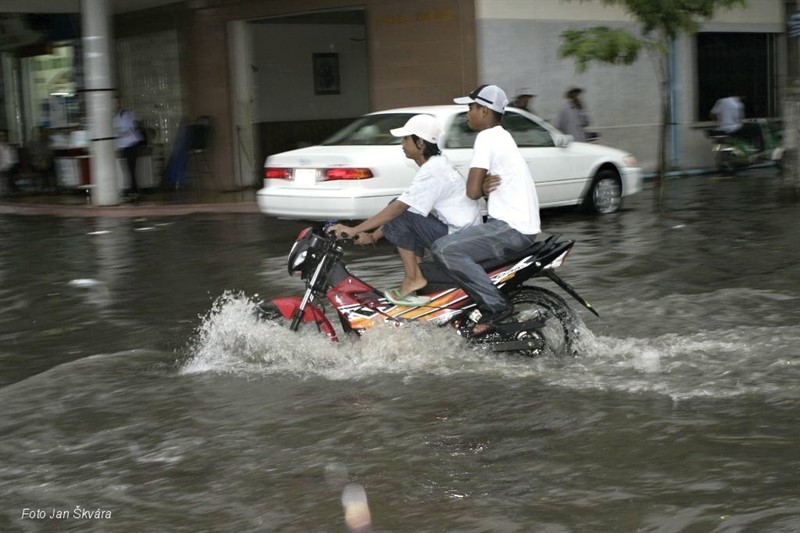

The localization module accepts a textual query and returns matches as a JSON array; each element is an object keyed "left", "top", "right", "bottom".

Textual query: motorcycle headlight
[
  {"left": 289, "top": 250, "right": 308, "bottom": 275},
  {"left": 286, "top": 228, "right": 327, "bottom": 277},
  {"left": 287, "top": 227, "right": 313, "bottom": 276}
]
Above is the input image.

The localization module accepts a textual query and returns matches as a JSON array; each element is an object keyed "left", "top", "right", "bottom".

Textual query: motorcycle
[
  {"left": 707, "top": 118, "right": 783, "bottom": 173},
  {"left": 256, "top": 225, "right": 598, "bottom": 357}
]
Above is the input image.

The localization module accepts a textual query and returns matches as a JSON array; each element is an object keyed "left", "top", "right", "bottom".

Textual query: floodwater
[{"left": 1, "top": 169, "right": 798, "bottom": 532}]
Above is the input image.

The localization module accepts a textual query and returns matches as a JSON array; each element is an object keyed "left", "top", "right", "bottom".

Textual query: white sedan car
[{"left": 257, "top": 105, "right": 642, "bottom": 220}]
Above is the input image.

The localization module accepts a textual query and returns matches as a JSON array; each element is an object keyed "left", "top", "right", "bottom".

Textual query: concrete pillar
[
  {"left": 784, "top": 0, "right": 800, "bottom": 193},
  {"left": 81, "top": 0, "right": 118, "bottom": 206},
  {"left": 785, "top": 87, "right": 800, "bottom": 193}
]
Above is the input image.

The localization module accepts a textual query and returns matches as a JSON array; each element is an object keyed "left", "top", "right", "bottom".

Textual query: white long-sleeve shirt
[
  {"left": 113, "top": 110, "right": 143, "bottom": 149},
  {"left": 0, "top": 142, "right": 18, "bottom": 172}
]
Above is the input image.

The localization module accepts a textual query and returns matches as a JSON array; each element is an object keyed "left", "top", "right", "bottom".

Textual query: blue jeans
[
  {"left": 431, "top": 219, "right": 538, "bottom": 316},
  {"left": 382, "top": 210, "right": 447, "bottom": 257}
]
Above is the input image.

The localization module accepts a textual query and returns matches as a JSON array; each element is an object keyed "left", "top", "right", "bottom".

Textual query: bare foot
[{"left": 399, "top": 276, "right": 428, "bottom": 297}]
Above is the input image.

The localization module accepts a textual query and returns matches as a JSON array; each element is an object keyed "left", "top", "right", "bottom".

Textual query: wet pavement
[{"left": 1, "top": 166, "right": 798, "bottom": 531}]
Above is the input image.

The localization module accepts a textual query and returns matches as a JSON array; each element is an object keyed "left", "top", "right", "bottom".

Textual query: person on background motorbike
[
  {"left": 710, "top": 94, "right": 744, "bottom": 135},
  {"left": 328, "top": 114, "right": 482, "bottom": 306},
  {"left": 431, "top": 84, "right": 541, "bottom": 337},
  {"left": 710, "top": 94, "right": 763, "bottom": 151}
]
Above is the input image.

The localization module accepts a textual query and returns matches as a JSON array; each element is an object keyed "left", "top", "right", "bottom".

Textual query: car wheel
[{"left": 585, "top": 169, "right": 622, "bottom": 214}]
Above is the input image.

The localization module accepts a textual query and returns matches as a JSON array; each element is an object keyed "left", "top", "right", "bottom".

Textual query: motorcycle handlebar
[
  {"left": 320, "top": 222, "right": 357, "bottom": 246},
  {"left": 325, "top": 230, "right": 355, "bottom": 247}
]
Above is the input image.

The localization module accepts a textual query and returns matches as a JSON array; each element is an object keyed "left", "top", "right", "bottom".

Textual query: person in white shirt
[
  {"left": 432, "top": 84, "right": 541, "bottom": 336},
  {"left": 329, "top": 114, "right": 482, "bottom": 306},
  {"left": 0, "top": 129, "right": 19, "bottom": 194},
  {"left": 710, "top": 94, "right": 764, "bottom": 151},
  {"left": 510, "top": 87, "right": 536, "bottom": 113},
  {"left": 710, "top": 95, "right": 744, "bottom": 134},
  {"left": 113, "top": 96, "right": 144, "bottom": 198},
  {"left": 557, "top": 87, "right": 591, "bottom": 142}
]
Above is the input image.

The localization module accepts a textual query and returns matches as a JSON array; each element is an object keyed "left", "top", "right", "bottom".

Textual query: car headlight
[{"left": 623, "top": 155, "right": 639, "bottom": 168}]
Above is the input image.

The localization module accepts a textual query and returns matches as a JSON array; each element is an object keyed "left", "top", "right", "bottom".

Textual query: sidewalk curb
[{"left": 0, "top": 202, "right": 261, "bottom": 217}]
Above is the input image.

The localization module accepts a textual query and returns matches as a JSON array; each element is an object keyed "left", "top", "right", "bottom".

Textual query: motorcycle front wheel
[{"left": 510, "top": 286, "right": 584, "bottom": 357}]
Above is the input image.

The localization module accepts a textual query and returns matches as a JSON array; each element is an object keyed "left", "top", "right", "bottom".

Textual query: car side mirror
[{"left": 555, "top": 134, "right": 573, "bottom": 148}]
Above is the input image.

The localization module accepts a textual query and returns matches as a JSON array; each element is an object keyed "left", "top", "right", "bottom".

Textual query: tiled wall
[{"left": 116, "top": 30, "right": 183, "bottom": 179}]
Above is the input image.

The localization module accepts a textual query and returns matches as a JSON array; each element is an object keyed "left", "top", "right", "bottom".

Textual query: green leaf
[{"left": 559, "top": 27, "right": 643, "bottom": 72}]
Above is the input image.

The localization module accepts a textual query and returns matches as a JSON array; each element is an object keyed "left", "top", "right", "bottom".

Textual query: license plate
[{"left": 294, "top": 168, "right": 317, "bottom": 187}]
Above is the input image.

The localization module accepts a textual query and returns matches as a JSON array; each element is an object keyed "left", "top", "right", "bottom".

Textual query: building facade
[
  {"left": 0, "top": 0, "right": 791, "bottom": 191},
  {"left": 475, "top": 0, "right": 786, "bottom": 171}
]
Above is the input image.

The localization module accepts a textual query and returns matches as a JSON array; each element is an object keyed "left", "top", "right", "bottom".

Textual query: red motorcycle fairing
[
  {"left": 269, "top": 296, "right": 338, "bottom": 341},
  {"left": 326, "top": 274, "right": 472, "bottom": 331}
]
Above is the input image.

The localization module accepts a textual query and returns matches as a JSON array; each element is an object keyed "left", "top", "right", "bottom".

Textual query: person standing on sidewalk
[
  {"left": 113, "top": 96, "right": 143, "bottom": 199},
  {"left": 510, "top": 87, "right": 536, "bottom": 114},
  {"left": 557, "top": 87, "right": 591, "bottom": 142},
  {"left": 0, "top": 129, "right": 19, "bottom": 195}
]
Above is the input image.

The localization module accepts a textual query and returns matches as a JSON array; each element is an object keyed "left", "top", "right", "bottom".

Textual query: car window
[
  {"left": 502, "top": 112, "right": 555, "bottom": 147},
  {"left": 322, "top": 113, "right": 416, "bottom": 145},
  {"left": 444, "top": 113, "right": 477, "bottom": 149},
  {"left": 444, "top": 111, "right": 555, "bottom": 148}
]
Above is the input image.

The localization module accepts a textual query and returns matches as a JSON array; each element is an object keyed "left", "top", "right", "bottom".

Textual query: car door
[{"left": 501, "top": 111, "right": 584, "bottom": 207}]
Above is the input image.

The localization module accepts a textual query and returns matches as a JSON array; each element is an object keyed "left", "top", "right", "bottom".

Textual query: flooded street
[{"left": 1, "top": 169, "right": 798, "bottom": 532}]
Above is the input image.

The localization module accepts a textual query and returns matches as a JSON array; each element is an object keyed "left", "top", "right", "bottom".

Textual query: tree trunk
[{"left": 654, "top": 41, "right": 673, "bottom": 210}]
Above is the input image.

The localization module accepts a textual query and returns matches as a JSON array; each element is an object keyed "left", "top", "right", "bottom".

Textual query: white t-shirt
[
  {"left": 398, "top": 155, "right": 482, "bottom": 234},
  {"left": 711, "top": 96, "right": 744, "bottom": 133},
  {"left": 113, "top": 110, "right": 143, "bottom": 149},
  {"left": 470, "top": 125, "right": 541, "bottom": 235},
  {"left": 0, "top": 142, "right": 17, "bottom": 172}
]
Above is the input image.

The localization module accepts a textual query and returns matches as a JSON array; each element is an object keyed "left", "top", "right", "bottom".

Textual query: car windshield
[{"left": 322, "top": 113, "right": 417, "bottom": 145}]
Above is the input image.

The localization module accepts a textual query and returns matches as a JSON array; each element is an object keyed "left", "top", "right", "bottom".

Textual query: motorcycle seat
[{"left": 418, "top": 235, "right": 567, "bottom": 293}]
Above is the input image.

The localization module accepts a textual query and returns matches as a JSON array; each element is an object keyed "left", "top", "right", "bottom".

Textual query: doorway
[{"left": 228, "top": 8, "right": 370, "bottom": 187}]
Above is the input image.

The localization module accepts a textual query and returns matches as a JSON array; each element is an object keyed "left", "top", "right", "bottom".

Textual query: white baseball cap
[
  {"left": 390, "top": 114, "right": 442, "bottom": 144},
  {"left": 454, "top": 84, "right": 509, "bottom": 114}
]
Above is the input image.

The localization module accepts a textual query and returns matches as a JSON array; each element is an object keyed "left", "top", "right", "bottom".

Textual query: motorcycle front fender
[{"left": 267, "top": 296, "right": 338, "bottom": 341}]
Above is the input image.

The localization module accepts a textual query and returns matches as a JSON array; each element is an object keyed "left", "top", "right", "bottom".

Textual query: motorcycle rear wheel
[{"left": 510, "top": 286, "right": 584, "bottom": 357}]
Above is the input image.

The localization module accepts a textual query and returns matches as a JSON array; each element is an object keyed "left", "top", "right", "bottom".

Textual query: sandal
[{"left": 383, "top": 288, "right": 431, "bottom": 307}]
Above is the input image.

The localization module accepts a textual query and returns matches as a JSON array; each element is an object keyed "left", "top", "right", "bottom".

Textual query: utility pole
[
  {"left": 785, "top": 0, "right": 800, "bottom": 194},
  {"left": 82, "top": 0, "right": 118, "bottom": 206}
]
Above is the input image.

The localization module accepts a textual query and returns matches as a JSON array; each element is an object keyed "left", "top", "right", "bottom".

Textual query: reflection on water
[{"left": 1, "top": 170, "right": 799, "bottom": 531}]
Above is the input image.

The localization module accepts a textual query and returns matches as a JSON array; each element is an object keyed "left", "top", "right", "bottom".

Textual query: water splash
[
  {"left": 179, "top": 292, "right": 484, "bottom": 379},
  {"left": 179, "top": 291, "right": 800, "bottom": 400}
]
